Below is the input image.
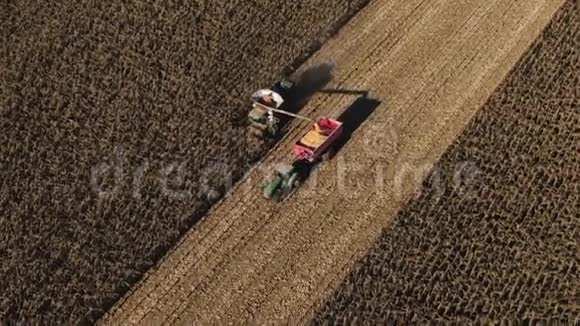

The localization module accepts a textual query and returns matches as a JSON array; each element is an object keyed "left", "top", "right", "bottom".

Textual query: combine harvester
[{"left": 248, "top": 80, "right": 343, "bottom": 200}]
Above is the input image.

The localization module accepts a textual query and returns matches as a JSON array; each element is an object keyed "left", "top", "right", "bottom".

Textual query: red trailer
[{"left": 293, "top": 117, "right": 343, "bottom": 162}]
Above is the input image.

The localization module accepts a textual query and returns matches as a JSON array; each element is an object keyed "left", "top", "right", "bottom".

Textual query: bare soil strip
[
  {"left": 315, "top": 0, "right": 579, "bottom": 322},
  {"left": 102, "top": 0, "right": 565, "bottom": 323}
]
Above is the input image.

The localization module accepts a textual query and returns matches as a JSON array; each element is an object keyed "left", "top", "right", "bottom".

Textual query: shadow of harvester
[{"left": 280, "top": 62, "right": 335, "bottom": 118}]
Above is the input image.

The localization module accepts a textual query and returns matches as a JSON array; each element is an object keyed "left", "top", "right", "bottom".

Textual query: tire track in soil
[{"left": 101, "top": 0, "right": 565, "bottom": 324}]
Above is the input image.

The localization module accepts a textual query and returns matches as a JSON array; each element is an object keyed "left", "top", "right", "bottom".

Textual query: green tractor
[{"left": 263, "top": 161, "right": 311, "bottom": 200}]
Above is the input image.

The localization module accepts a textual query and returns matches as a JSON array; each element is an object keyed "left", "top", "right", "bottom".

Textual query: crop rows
[
  {"left": 0, "top": 0, "right": 367, "bottom": 323},
  {"left": 314, "top": 0, "right": 579, "bottom": 323}
]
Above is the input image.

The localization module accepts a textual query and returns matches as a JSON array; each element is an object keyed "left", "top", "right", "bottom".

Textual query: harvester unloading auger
[{"left": 248, "top": 79, "right": 344, "bottom": 200}]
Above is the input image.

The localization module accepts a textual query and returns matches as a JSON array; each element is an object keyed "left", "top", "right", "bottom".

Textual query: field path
[{"left": 101, "top": 0, "right": 565, "bottom": 323}]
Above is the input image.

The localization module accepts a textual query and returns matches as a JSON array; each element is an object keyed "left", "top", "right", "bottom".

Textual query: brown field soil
[
  {"left": 315, "top": 0, "right": 579, "bottom": 323},
  {"left": 0, "top": 0, "right": 367, "bottom": 323},
  {"left": 102, "top": 0, "right": 567, "bottom": 324}
]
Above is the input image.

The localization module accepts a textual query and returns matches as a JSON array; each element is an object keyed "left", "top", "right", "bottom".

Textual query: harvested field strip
[
  {"left": 0, "top": 0, "right": 368, "bottom": 323},
  {"left": 102, "top": 0, "right": 565, "bottom": 323},
  {"left": 314, "top": 0, "right": 579, "bottom": 322}
]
